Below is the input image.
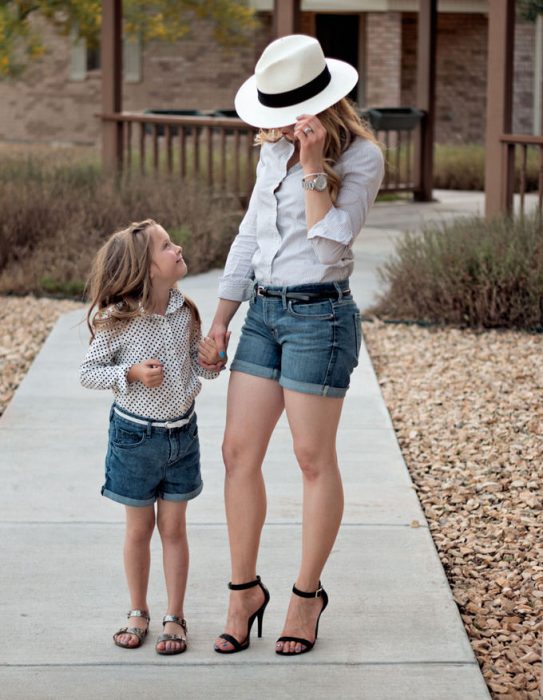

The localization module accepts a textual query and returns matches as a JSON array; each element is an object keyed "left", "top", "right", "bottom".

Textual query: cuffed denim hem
[
  {"left": 280, "top": 375, "right": 348, "bottom": 398},
  {"left": 101, "top": 487, "right": 156, "bottom": 507},
  {"left": 160, "top": 481, "right": 203, "bottom": 502},
  {"left": 230, "top": 359, "right": 280, "bottom": 382}
]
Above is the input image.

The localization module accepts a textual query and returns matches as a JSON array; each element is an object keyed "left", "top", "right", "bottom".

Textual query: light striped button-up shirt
[{"left": 219, "top": 136, "right": 384, "bottom": 302}]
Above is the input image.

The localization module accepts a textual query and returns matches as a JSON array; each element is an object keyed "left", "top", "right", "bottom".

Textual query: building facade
[{"left": 0, "top": 0, "right": 538, "bottom": 146}]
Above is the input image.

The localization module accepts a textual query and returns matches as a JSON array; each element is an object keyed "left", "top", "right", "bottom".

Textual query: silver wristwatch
[{"left": 302, "top": 173, "right": 328, "bottom": 192}]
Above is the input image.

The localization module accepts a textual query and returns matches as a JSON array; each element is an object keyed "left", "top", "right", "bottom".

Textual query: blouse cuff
[
  {"left": 116, "top": 365, "right": 132, "bottom": 395},
  {"left": 218, "top": 277, "right": 254, "bottom": 302},
  {"left": 307, "top": 206, "right": 353, "bottom": 246}
]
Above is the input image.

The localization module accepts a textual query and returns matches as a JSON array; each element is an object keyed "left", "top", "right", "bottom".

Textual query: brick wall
[
  {"left": 0, "top": 15, "right": 272, "bottom": 145},
  {"left": 365, "top": 12, "right": 402, "bottom": 107},
  {"left": 401, "top": 13, "right": 488, "bottom": 144},
  {"left": 513, "top": 19, "right": 540, "bottom": 135}
]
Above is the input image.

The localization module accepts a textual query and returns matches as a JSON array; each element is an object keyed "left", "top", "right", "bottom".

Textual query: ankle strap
[
  {"left": 292, "top": 582, "right": 323, "bottom": 599},
  {"left": 228, "top": 575, "right": 261, "bottom": 591}
]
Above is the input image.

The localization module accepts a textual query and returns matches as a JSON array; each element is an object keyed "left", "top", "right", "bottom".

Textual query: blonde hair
[
  {"left": 85, "top": 219, "right": 200, "bottom": 341},
  {"left": 256, "top": 98, "right": 379, "bottom": 203}
]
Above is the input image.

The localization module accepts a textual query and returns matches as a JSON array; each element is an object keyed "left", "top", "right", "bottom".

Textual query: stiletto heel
[
  {"left": 214, "top": 575, "right": 270, "bottom": 654},
  {"left": 275, "top": 582, "right": 328, "bottom": 656}
]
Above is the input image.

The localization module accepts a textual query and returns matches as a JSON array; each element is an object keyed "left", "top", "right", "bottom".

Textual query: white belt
[{"left": 113, "top": 406, "right": 194, "bottom": 429}]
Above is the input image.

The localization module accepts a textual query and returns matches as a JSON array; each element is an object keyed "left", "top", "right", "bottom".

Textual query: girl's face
[{"left": 149, "top": 224, "right": 187, "bottom": 285}]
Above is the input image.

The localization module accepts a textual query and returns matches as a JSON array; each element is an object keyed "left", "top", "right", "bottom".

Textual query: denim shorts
[
  {"left": 230, "top": 281, "right": 362, "bottom": 398},
  {"left": 102, "top": 403, "right": 202, "bottom": 507}
]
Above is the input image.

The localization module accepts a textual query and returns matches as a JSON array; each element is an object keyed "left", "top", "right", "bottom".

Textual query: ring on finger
[{"left": 303, "top": 126, "right": 314, "bottom": 135}]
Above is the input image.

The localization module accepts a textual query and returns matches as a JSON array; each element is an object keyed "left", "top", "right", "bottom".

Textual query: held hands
[
  {"left": 293, "top": 114, "right": 326, "bottom": 172},
  {"left": 198, "top": 326, "right": 231, "bottom": 371},
  {"left": 127, "top": 359, "right": 164, "bottom": 388}
]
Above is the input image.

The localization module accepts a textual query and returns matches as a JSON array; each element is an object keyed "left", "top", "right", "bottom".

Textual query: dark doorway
[{"left": 316, "top": 14, "right": 359, "bottom": 102}]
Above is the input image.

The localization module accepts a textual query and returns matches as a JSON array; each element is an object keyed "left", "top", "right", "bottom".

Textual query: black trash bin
[
  {"left": 143, "top": 109, "right": 204, "bottom": 136},
  {"left": 361, "top": 107, "right": 423, "bottom": 131}
]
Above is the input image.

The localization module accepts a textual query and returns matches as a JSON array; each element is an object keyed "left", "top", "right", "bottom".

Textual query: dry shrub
[
  {"left": 0, "top": 148, "right": 243, "bottom": 296},
  {"left": 369, "top": 214, "right": 543, "bottom": 330},
  {"left": 434, "top": 144, "right": 540, "bottom": 192}
]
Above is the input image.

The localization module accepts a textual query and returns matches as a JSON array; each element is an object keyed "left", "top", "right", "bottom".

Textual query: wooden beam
[
  {"left": 414, "top": 0, "right": 437, "bottom": 202},
  {"left": 484, "top": 0, "right": 515, "bottom": 218},
  {"left": 274, "top": 0, "right": 301, "bottom": 37},
  {"left": 101, "top": 0, "right": 123, "bottom": 172}
]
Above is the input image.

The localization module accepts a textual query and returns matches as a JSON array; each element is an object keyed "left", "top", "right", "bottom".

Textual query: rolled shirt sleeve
[
  {"left": 307, "top": 140, "right": 385, "bottom": 265},
  {"left": 218, "top": 153, "right": 262, "bottom": 302},
  {"left": 79, "top": 329, "right": 132, "bottom": 395}
]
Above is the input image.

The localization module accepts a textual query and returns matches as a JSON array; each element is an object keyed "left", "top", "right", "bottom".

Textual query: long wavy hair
[
  {"left": 255, "top": 98, "right": 379, "bottom": 203},
  {"left": 85, "top": 219, "right": 200, "bottom": 341}
]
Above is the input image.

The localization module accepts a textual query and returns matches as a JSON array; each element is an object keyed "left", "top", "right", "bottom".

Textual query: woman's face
[{"left": 278, "top": 124, "right": 295, "bottom": 141}]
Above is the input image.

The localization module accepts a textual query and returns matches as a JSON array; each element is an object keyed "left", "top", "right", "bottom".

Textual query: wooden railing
[
  {"left": 499, "top": 134, "right": 543, "bottom": 218},
  {"left": 100, "top": 111, "right": 424, "bottom": 203},
  {"left": 100, "top": 113, "right": 259, "bottom": 204}
]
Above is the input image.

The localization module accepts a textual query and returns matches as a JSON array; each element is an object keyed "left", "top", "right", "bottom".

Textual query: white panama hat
[{"left": 234, "top": 34, "right": 359, "bottom": 129}]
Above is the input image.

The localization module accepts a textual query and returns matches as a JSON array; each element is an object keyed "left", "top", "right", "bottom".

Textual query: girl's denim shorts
[
  {"left": 230, "top": 280, "right": 362, "bottom": 398},
  {"left": 103, "top": 403, "right": 202, "bottom": 507}
]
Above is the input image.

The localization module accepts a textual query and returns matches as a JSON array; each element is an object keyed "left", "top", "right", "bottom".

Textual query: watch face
[{"left": 314, "top": 174, "right": 328, "bottom": 191}]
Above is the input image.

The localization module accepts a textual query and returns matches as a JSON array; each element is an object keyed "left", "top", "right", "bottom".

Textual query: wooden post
[
  {"left": 274, "top": 0, "right": 301, "bottom": 38},
  {"left": 101, "top": 0, "right": 123, "bottom": 172},
  {"left": 414, "top": 0, "right": 437, "bottom": 202},
  {"left": 484, "top": 0, "right": 515, "bottom": 218}
]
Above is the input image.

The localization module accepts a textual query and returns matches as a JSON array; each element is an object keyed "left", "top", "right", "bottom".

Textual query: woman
[{"left": 200, "top": 34, "right": 384, "bottom": 656}]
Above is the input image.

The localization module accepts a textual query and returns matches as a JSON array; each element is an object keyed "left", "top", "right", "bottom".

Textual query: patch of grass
[
  {"left": 0, "top": 145, "right": 244, "bottom": 297},
  {"left": 369, "top": 213, "right": 543, "bottom": 330}
]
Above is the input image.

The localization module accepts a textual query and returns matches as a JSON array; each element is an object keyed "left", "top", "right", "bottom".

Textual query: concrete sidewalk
[{"left": 0, "top": 191, "right": 491, "bottom": 699}]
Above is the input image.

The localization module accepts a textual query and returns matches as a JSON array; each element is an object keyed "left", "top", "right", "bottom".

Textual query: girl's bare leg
[
  {"left": 116, "top": 505, "right": 155, "bottom": 647},
  {"left": 214, "top": 371, "right": 284, "bottom": 652},
  {"left": 156, "top": 499, "right": 189, "bottom": 653}
]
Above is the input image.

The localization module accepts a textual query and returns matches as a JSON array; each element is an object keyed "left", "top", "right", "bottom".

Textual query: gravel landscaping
[
  {"left": 364, "top": 321, "right": 542, "bottom": 700},
  {"left": 1, "top": 297, "right": 541, "bottom": 699},
  {"left": 0, "top": 296, "right": 84, "bottom": 417}
]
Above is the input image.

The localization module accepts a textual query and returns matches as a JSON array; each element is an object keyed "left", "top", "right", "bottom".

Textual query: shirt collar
[{"left": 165, "top": 287, "right": 185, "bottom": 315}]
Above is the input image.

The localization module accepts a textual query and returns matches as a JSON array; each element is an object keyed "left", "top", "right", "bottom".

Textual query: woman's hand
[
  {"left": 199, "top": 324, "right": 231, "bottom": 371},
  {"left": 294, "top": 114, "right": 326, "bottom": 173}
]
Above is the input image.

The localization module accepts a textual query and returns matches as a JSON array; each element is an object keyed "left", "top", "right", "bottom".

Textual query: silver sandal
[
  {"left": 113, "top": 609, "right": 150, "bottom": 649},
  {"left": 155, "top": 615, "right": 188, "bottom": 655}
]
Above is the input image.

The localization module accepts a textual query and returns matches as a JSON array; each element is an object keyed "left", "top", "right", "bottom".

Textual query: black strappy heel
[
  {"left": 275, "top": 582, "right": 329, "bottom": 655},
  {"left": 214, "top": 575, "right": 270, "bottom": 654}
]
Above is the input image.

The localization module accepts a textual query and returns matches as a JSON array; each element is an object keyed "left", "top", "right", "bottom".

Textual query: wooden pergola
[{"left": 101, "top": 0, "right": 521, "bottom": 215}]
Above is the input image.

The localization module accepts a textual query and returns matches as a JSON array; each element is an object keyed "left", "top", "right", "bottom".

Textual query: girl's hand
[
  {"left": 294, "top": 114, "right": 326, "bottom": 172},
  {"left": 198, "top": 336, "right": 223, "bottom": 367},
  {"left": 199, "top": 325, "right": 231, "bottom": 371},
  {"left": 127, "top": 359, "right": 164, "bottom": 387}
]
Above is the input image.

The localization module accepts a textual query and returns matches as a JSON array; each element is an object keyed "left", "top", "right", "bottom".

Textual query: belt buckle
[{"left": 256, "top": 285, "right": 266, "bottom": 297}]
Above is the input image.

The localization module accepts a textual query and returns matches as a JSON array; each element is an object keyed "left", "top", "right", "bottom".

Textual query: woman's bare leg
[
  {"left": 276, "top": 390, "right": 345, "bottom": 654},
  {"left": 214, "top": 371, "right": 284, "bottom": 651}
]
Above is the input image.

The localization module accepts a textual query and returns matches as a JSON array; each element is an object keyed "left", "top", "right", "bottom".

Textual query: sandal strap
[
  {"left": 292, "top": 582, "right": 323, "bottom": 599},
  {"left": 162, "top": 615, "right": 187, "bottom": 632},
  {"left": 115, "top": 626, "right": 147, "bottom": 640},
  {"left": 127, "top": 609, "right": 150, "bottom": 621},
  {"left": 228, "top": 575, "right": 261, "bottom": 591},
  {"left": 156, "top": 633, "right": 186, "bottom": 644},
  {"left": 276, "top": 635, "right": 312, "bottom": 647},
  {"left": 217, "top": 632, "right": 245, "bottom": 650}
]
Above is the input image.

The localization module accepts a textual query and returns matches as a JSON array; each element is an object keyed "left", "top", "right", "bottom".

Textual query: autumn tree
[{"left": 0, "top": 0, "right": 258, "bottom": 78}]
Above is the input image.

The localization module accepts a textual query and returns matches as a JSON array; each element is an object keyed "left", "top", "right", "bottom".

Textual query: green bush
[
  {"left": 369, "top": 214, "right": 543, "bottom": 329},
  {"left": 0, "top": 146, "right": 243, "bottom": 297}
]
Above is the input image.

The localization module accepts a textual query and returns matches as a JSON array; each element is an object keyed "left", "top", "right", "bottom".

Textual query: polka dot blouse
[{"left": 80, "top": 288, "right": 219, "bottom": 421}]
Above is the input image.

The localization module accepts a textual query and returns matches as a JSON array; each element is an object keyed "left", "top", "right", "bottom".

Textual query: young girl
[{"left": 80, "top": 218, "right": 221, "bottom": 655}]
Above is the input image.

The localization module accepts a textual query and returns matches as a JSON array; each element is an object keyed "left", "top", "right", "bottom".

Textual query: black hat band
[{"left": 257, "top": 65, "right": 331, "bottom": 109}]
